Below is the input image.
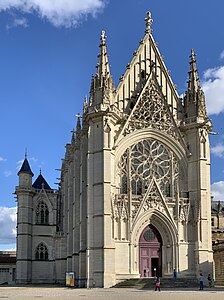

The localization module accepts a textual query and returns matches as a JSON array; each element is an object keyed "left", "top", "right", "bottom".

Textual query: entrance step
[{"left": 113, "top": 278, "right": 199, "bottom": 289}]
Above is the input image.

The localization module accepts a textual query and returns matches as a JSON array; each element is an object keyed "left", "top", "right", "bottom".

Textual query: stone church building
[{"left": 15, "top": 12, "right": 213, "bottom": 287}]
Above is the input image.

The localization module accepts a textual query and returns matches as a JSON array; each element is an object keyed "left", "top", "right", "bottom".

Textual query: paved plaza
[{"left": 0, "top": 286, "right": 224, "bottom": 300}]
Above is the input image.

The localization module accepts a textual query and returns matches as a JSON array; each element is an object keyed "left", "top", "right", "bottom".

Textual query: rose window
[{"left": 118, "top": 139, "right": 179, "bottom": 196}]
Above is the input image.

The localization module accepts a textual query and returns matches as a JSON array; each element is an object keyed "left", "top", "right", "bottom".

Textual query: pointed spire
[
  {"left": 89, "top": 31, "right": 114, "bottom": 107},
  {"left": 184, "top": 49, "right": 207, "bottom": 119},
  {"left": 71, "top": 128, "right": 75, "bottom": 146},
  {"left": 83, "top": 95, "right": 88, "bottom": 114},
  {"left": 96, "top": 31, "right": 111, "bottom": 81},
  {"left": 188, "top": 49, "right": 200, "bottom": 93},
  {"left": 74, "top": 114, "right": 82, "bottom": 148},
  {"left": 145, "top": 11, "right": 153, "bottom": 33},
  {"left": 76, "top": 114, "right": 81, "bottom": 132},
  {"left": 18, "top": 156, "right": 34, "bottom": 176}
]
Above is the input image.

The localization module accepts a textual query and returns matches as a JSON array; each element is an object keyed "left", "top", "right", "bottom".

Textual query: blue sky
[{"left": 0, "top": 0, "right": 224, "bottom": 250}]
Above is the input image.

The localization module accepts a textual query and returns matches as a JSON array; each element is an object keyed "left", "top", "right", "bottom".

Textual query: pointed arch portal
[{"left": 139, "top": 224, "right": 162, "bottom": 277}]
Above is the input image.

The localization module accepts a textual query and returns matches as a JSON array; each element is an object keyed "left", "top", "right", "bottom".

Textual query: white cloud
[
  {"left": 211, "top": 181, "right": 224, "bottom": 201},
  {"left": 0, "top": 0, "right": 108, "bottom": 28},
  {"left": 6, "top": 17, "right": 29, "bottom": 29},
  {"left": 202, "top": 65, "right": 224, "bottom": 115},
  {"left": 0, "top": 207, "right": 17, "bottom": 245},
  {"left": 16, "top": 159, "right": 24, "bottom": 170},
  {"left": 16, "top": 157, "right": 38, "bottom": 171},
  {"left": 4, "top": 170, "right": 13, "bottom": 177},
  {"left": 30, "top": 157, "right": 38, "bottom": 163},
  {"left": 211, "top": 143, "right": 224, "bottom": 158},
  {"left": 0, "top": 156, "right": 7, "bottom": 162},
  {"left": 220, "top": 50, "right": 224, "bottom": 60}
]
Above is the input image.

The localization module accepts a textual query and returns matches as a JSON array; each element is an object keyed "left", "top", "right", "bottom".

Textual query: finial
[
  {"left": 190, "top": 49, "right": 196, "bottom": 62},
  {"left": 40, "top": 168, "right": 42, "bottom": 175},
  {"left": 25, "top": 148, "right": 27, "bottom": 159},
  {"left": 75, "top": 113, "right": 82, "bottom": 119},
  {"left": 145, "top": 11, "right": 153, "bottom": 33},
  {"left": 101, "top": 30, "right": 106, "bottom": 45}
]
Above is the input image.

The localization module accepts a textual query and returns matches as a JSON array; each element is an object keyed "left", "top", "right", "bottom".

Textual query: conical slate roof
[
  {"left": 17, "top": 158, "right": 34, "bottom": 176},
  {"left": 32, "top": 173, "right": 52, "bottom": 190}
]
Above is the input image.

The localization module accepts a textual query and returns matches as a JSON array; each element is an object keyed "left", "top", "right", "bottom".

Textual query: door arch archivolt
[{"left": 132, "top": 209, "right": 178, "bottom": 276}]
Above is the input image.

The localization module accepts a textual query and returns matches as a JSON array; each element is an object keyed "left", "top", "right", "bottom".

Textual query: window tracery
[
  {"left": 35, "top": 243, "right": 48, "bottom": 260},
  {"left": 118, "top": 139, "right": 179, "bottom": 196},
  {"left": 36, "top": 200, "right": 49, "bottom": 225}
]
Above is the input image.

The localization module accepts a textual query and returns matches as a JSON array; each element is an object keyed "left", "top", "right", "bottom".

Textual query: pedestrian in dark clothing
[
  {"left": 173, "top": 269, "right": 177, "bottom": 282},
  {"left": 199, "top": 273, "right": 204, "bottom": 290},
  {"left": 155, "top": 276, "right": 161, "bottom": 291}
]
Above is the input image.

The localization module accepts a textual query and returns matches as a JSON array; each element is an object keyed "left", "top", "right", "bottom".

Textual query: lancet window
[
  {"left": 118, "top": 139, "right": 179, "bottom": 196},
  {"left": 35, "top": 200, "right": 49, "bottom": 225},
  {"left": 35, "top": 243, "right": 48, "bottom": 260}
]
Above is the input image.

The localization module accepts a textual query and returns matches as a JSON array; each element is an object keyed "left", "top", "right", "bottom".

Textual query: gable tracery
[{"left": 121, "top": 79, "right": 181, "bottom": 143}]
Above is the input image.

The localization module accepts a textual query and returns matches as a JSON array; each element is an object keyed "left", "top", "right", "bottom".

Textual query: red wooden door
[{"left": 139, "top": 225, "right": 162, "bottom": 277}]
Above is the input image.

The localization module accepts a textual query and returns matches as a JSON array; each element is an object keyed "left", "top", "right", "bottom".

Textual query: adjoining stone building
[
  {"left": 212, "top": 201, "right": 224, "bottom": 286},
  {"left": 0, "top": 251, "right": 16, "bottom": 284},
  {"left": 15, "top": 11, "right": 213, "bottom": 287}
]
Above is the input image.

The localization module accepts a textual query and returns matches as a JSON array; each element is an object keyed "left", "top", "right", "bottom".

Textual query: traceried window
[
  {"left": 36, "top": 200, "right": 49, "bottom": 225},
  {"left": 35, "top": 243, "right": 48, "bottom": 260},
  {"left": 118, "top": 139, "right": 179, "bottom": 196}
]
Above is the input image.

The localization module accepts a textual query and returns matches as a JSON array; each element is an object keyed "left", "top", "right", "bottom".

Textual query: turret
[
  {"left": 16, "top": 155, "right": 34, "bottom": 284},
  {"left": 17, "top": 156, "right": 34, "bottom": 187},
  {"left": 89, "top": 31, "right": 114, "bottom": 107}
]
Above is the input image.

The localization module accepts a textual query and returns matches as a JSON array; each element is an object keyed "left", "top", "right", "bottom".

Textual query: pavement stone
[{"left": 0, "top": 286, "right": 224, "bottom": 300}]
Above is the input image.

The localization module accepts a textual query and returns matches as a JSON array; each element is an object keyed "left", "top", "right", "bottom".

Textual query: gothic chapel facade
[{"left": 16, "top": 12, "right": 213, "bottom": 287}]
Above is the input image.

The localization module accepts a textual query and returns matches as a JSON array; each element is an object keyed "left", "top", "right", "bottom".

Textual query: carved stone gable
[
  {"left": 121, "top": 78, "right": 182, "bottom": 143},
  {"left": 132, "top": 179, "right": 175, "bottom": 228}
]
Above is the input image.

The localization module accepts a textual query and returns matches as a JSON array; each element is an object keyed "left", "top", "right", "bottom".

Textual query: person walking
[
  {"left": 155, "top": 276, "right": 161, "bottom": 291},
  {"left": 199, "top": 273, "right": 204, "bottom": 290},
  {"left": 173, "top": 269, "right": 177, "bottom": 283}
]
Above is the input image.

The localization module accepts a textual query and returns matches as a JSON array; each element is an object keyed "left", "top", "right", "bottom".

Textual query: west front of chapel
[{"left": 15, "top": 12, "right": 213, "bottom": 287}]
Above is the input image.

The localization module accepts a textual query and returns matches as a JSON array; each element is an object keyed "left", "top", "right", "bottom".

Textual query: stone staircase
[{"left": 113, "top": 277, "right": 199, "bottom": 289}]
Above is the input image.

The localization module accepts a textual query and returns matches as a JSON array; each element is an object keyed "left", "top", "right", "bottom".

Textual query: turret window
[
  {"left": 36, "top": 201, "right": 49, "bottom": 225},
  {"left": 35, "top": 243, "right": 48, "bottom": 260}
]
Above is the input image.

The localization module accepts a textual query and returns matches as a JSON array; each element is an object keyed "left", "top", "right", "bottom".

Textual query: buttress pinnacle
[
  {"left": 96, "top": 30, "right": 111, "bottom": 80},
  {"left": 188, "top": 49, "right": 200, "bottom": 92},
  {"left": 89, "top": 31, "right": 114, "bottom": 107}
]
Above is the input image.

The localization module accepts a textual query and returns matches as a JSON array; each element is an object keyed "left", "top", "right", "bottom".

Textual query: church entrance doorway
[{"left": 139, "top": 224, "right": 162, "bottom": 277}]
